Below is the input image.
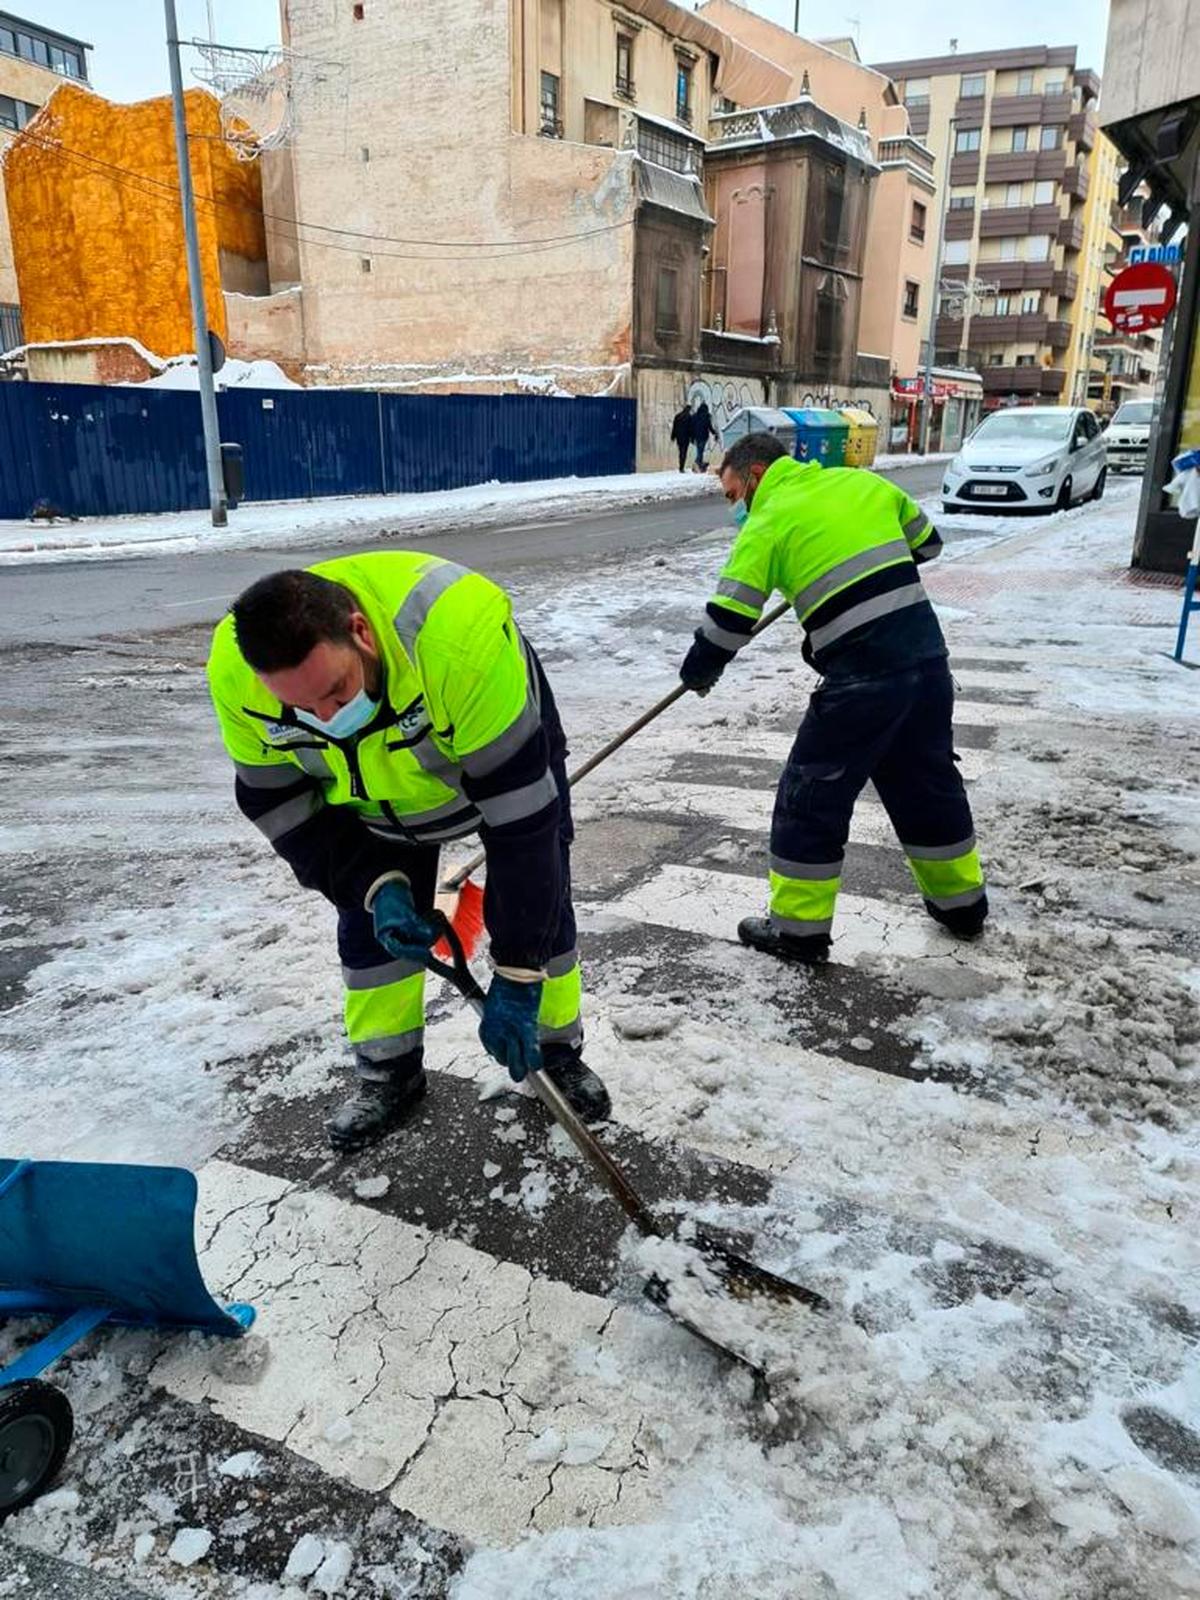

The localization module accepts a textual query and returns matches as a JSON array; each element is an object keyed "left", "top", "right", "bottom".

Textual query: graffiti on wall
[
  {"left": 686, "top": 376, "right": 763, "bottom": 436},
  {"left": 791, "top": 390, "right": 877, "bottom": 416}
]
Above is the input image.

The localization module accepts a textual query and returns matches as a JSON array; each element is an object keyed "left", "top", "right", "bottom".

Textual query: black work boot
[
  {"left": 923, "top": 892, "right": 989, "bottom": 941},
  {"left": 540, "top": 1043, "right": 612, "bottom": 1124},
  {"left": 738, "top": 916, "right": 831, "bottom": 966},
  {"left": 326, "top": 1056, "right": 428, "bottom": 1153}
]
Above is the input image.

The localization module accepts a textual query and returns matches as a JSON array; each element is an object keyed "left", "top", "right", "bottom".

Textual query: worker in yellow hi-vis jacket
[
  {"left": 207, "top": 552, "right": 609, "bottom": 1151},
  {"left": 678, "top": 432, "right": 986, "bottom": 965}
]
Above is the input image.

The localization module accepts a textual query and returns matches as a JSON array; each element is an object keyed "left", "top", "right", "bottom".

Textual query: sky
[{"left": 35, "top": 0, "right": 1112, "bottom": 106}]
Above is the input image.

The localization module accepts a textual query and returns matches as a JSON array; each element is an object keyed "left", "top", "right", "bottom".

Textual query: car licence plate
[{"left": 972, "top": 484, "right": 1008, "bottom": 497}]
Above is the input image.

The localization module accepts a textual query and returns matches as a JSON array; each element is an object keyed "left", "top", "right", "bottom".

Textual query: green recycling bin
[{"left": 782, "top": 408, "right": 849, "bottom": 466}]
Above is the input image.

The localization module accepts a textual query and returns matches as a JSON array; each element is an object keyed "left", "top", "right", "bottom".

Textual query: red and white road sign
[{"left": 1104, "top": 261, "right": 1178, "bottom": 333}]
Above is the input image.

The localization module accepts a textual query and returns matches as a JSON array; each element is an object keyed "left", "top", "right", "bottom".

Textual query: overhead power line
[{"left": 6, "top": 125, "right": 635, "bottom": 259}]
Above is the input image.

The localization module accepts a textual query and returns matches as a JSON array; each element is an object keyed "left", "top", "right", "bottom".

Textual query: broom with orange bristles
[{"left": 433, "top": 599, "right": 792, "bottom": 961}]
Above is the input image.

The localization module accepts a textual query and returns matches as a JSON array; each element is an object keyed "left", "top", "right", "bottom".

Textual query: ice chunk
[
  {"left": 284, "top": 1532, "right": 326, "bottom": 1579},
  {"left": 217, "top": 1449, "right": 264, "bottom": 1480},
  {"left": 353, "top": 1174, "right": 390, "bottom": 1200},
  {"left": 167, "top": 1527, "right": 213, "bottom": 1567},
  {"left": 313, "top": 1540, "right": 355, "bottom": 1595}
]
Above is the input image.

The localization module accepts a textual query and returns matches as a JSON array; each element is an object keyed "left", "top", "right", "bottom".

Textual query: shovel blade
[{"left": 693, "top": 1227, "right": 831, "bottom": 1313}]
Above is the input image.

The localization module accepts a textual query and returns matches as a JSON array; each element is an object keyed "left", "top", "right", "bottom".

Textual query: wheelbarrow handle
[{"left": 424, "top": 916, "right": 662, "bottom": 1238}]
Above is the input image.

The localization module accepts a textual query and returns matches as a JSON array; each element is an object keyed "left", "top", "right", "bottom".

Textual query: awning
[
  {"left": 615, "top": 0, "right": 792, "bottom": 106},
  {"left": 634, "top": 158, "right": 713, "bottom": 224}
]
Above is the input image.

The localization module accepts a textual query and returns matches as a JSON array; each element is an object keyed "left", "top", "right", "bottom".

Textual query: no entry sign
[{"left": 1104, "top": 261, "right": 1178, "bottom": 333}]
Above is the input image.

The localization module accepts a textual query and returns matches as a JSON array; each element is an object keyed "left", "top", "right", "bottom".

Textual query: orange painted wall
[{"left": 4, "top": 83, "right": 266, "bottom": 356}]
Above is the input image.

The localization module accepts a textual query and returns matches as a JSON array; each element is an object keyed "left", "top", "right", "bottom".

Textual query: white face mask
[
  {"left": 295, "top": 686, "right": 379, "bottom": 739},
  {"left": 731, "top": 499, "right": 749, "bottom": 528}
]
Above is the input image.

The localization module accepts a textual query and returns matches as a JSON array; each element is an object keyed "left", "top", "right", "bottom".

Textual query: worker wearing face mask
[
  {"left": 677, "top": 433, "right": 986, "bottom": 965},
  {"left": 206, "top": 554, "right": 609, "bottom": 1152}
]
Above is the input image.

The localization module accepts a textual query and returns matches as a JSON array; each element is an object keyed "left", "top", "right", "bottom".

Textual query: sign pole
[
  {"left": 165, "top": 0, "right": 227, "bottom": 528},
  {"left": 919, "top": 116, "right": 956, "bottom": 455}
]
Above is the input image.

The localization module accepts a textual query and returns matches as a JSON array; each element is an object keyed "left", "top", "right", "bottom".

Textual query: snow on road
[{"left": 2, "top": 477, "right": 1199, "bottom": 1599}]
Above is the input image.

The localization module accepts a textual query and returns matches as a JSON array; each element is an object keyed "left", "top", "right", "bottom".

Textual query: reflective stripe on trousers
[
  {"left": 902, "top": 836, "right": 985, "bottom": 909},
  {"left": 538, "top": 949, "right": 583, "bottom": 1049},
  {"left": 767, "top": 855, "right": 840, "bottom": 937},
  {"left": 344, "top": 962, "right": 427, "bottom": 1078}
]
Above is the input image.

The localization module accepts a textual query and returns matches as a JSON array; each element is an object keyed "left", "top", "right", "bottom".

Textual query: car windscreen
[
  {"left": 969, "top": 412, "right": 1073, "bottom": 445},
  {"left": 1112, "top": 402, "right": 1153, "bottom": 426}
]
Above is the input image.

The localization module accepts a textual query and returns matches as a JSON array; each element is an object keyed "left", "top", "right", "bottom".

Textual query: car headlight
[
  {"left": 1025, "top": 457, "right": 1061, "bottom": 478},
  {"left": 944, "top": 455, "right": 965, "bottom": 478}
]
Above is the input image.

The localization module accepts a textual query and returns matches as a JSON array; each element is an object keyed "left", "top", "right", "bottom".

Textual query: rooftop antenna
[
  {"left": 949, "top": 37, "right": 959, "bottom": 52},
  {"left": 846, "top": 14, "right": 861, "bottom": 46},
  {"left": 206, "top": 0, "right": 216, "bottom": 44}
]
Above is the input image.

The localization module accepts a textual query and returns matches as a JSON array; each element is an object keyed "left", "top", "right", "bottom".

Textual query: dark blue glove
[
  {"left": 679, "top": 631, "right": 735, "bottom": 697},
  {"left": 370, "top": 876, "right": 440, "bottom": 963},
  {"left": 479, "top": 974, "right": 543, "bottom": 1081}
]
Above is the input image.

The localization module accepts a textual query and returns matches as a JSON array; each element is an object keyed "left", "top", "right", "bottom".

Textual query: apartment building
[
  {"left": 0, "top": 10, "right": 91, "bottom": 351},
  {"left": 698, "top": 4, "right": 960, "bottom": 449},
  {"left": 874, "top": 45, "right": 1103, "bottom": 411}
]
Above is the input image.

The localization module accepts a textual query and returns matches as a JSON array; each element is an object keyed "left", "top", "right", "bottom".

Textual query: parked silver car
[
  {"left": 1105, "top": 399, "right": 1154, "bottom": 474},
  {"left": 942, "top": 406, "right": 1107, "bottom": 514}
]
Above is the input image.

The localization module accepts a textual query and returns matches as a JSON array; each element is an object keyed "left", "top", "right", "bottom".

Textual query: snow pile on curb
[{"left": 0, "top": 471, "right": 721, "bottom": 565}]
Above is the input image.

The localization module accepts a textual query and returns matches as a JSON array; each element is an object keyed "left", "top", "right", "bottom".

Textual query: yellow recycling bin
[{"left": 840, "top": 407, "right": 879, "bottom": 468}]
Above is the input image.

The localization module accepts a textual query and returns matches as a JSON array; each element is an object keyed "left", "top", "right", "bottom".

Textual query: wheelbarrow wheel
[{"left": 0, "top": 1380, "right": 74, "bottom": 1520}]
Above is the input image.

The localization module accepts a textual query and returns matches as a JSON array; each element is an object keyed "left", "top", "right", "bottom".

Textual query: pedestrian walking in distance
[
  {"left": 208, "top": 553, "right": 611, "bottom": 1151},
  {"left": 677, "top": 433, "right": 987, "bottom": 964},
  {"left": 670, "top": 400, "right": 694, "bottom": 472},
  {"left": 691, "top": 400, "right": 719, "bottom": 472}
]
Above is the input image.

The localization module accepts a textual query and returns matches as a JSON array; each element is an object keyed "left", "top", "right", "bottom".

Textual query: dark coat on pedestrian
[
  {"left": 691, "top": 402, "right": 718, "bottom": 446},
  {"left": 670, "top": 405, "right": 693, "bottom": 446}
]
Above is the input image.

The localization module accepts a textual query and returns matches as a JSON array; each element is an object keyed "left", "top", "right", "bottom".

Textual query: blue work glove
[
  {"left": 478, "top": 974, "right": 543, "bottom": 1082},
  {"left": 368, "top": 874, "right": 440, "bottom": 963},
  {"left": 679, "top": 631, "right": 734, "bottom": 697}
]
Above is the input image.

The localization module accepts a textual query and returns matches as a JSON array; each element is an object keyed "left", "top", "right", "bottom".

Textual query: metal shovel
[{"left": 423, "top": 917, "right": 830, "bottom": 1378}]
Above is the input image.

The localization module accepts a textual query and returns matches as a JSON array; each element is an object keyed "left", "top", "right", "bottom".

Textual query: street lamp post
[
  {"left": 164, "top": 0, "right": 227, "bottom": 528},
  {"left": 919, "top": 116, "right": 957, "bottom": 455}
]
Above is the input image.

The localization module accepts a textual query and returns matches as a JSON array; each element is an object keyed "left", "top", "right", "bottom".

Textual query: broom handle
[{"left": 442, "top": 597, "right": 792, "bottom": 893}]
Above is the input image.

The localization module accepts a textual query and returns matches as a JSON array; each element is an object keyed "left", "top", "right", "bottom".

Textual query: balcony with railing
[
  {"left": 949, "top": 152, "right": 981, "bottom": 185},
  {"left": 979, "top": 260, "right": 1055, "bottom": 291},
  {"left": 877, "top": 135, "right": 936, "bottom": 182},
  {"left": 982, "top": 364, "right": 1067, "bottom": 396},
  {"left": 1069, "top": 108, "right": 1097, "bottom": 150},
  {"left": 1052, "top": 268, "right": 1079, "bottom": 300},
  {"left": 985, "top": 151, "right": 1039, "bottom": 184},
  {"left": 1047, "top": 318, "right": 1073, "bottom": 348},
  {"left": 979, "top": 202, "right": 1062, "bottom": 239},
  {"left": 1059, "top": 216, "right": 1085, "bottom": 251},
  {"left": 903, "top": 96, "right": 930, "bottom": 137},
  {"left": 1062, "top": 162, "right": 1090, "bottom": 201},
  {"left": 945, "top": 208, "right": 976, "bottom": 240}
]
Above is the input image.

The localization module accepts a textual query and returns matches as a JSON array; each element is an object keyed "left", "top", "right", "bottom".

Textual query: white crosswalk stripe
[
  {"left": 586, "top": 863, "right": 1007, "bottom": 971},
  {"left": 152, "top": 1160, "right": 694, "bottom": 1546},
  {"left": 612, "top": 779, "right": 896, "bottom": 844}
]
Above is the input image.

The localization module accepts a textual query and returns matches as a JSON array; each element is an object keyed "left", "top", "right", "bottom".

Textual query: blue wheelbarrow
[{"left": 0, "top": 1158, "right": 254, "bottom": 1519}]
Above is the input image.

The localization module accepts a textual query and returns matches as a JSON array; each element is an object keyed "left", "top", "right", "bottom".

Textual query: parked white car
[
  {"left": 1104, "top": 399, "right": 1154, "bottom": 474},
  {"left": 941, "top": 406, "right": 1107, "bottom": 514}
]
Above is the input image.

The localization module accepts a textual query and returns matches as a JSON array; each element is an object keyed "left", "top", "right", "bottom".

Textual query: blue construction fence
[{"left": 0, "top": 383, "right": 637, "bottom": 520}]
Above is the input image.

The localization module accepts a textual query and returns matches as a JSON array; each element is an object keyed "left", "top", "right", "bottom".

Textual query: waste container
[
  {"left": 220, "top": 441, "right": 244, "bottom": 510},
  {"left": 782, "top": 408, "right": 849, "bottom": 466},
  {"left": 721, "top": 406, "right": 797, "bottom": 454},
  {"left": 839, "top": 407, "right": 880, "bottom": 468}
]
